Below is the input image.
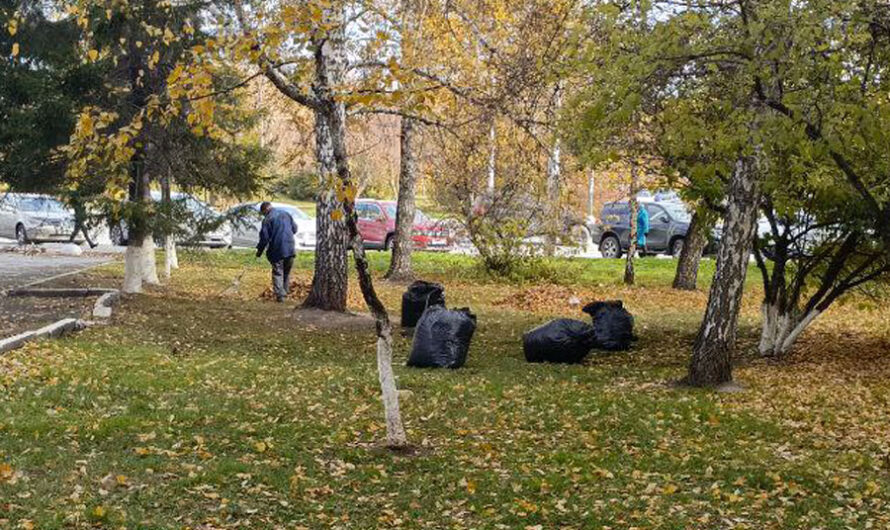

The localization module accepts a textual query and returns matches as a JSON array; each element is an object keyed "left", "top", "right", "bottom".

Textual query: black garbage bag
[
  {"left": 407, "top": 306, "right": 476, "bottom": 368},
  {"left": 582, "top": 300, "right": 635, "bottom": 351},
  {"left": 401, "top": 280, "right": 446, "bottom": 328},
  {"left": 523, "top": 319, "right": 597, "bottom": 364}
]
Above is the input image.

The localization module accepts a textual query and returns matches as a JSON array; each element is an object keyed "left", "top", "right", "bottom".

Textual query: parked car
[
  {"left": 110, "top": 191, "right": 232, "bottom": 248},
  {"left": 355, "top": 199, "right": 452, "bottom": 250},
  {"left": 590, "top": 199, "right": 701, "bottom": 258},
  {"left": 0, "top": 193, "right": 84, "bottom": 244},
  {"left": 227, "top": 201, "right": 316, "bottom": 249},
  {"left": 470, "top": 191, "right": 592, "bottom": 248}
]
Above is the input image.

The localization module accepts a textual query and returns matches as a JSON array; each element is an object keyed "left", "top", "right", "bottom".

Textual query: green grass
[{"left": 1, "top": 251, "right": 888, "bottom": 529}]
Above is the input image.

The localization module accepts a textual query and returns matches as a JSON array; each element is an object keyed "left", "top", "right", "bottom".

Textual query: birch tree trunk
[
  {"left": 303, "top": 104, "right": 349, "bottom": 311},
  {"left": 385, "top": 117, "right": 418, "bottom": 281},
  {"left": 686, "top": 154, "right": 761, "bottom": 387},
  {"left": 317, "top": 24, "right": 407, "bottom": 448},
  {"left": 672, "top": 210, "right": 710, "bottom": 290},
  {"left": 624, "top": 163, "right": 639, "bottom": 285}
]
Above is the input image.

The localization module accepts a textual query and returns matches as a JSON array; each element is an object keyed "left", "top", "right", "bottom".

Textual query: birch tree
[{"left": 227, "top": 0, "right": 409, "bottom": 447}]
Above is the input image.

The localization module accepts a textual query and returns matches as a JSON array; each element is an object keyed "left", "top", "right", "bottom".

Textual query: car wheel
[
  {"left": 384, "top": 234, "right": 394, "bottom": 251},
  {"left": 670, "top": 237, "right": 685, "bottom": 257},
  {"left": 600, "top": 235, "right": 621, "bottom": 259},
  {"left": 15, "top": 224, "right": 28, "bottom": 245}
]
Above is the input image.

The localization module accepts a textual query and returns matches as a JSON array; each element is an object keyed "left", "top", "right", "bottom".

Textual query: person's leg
[
  {"left": 271, "top": 260, "right": 286, "bottom": 302},
  {"left": 83, "top": 226, "right": 97, "bottom": 249},
  {"left": 282, "top": 256, "right": 294, "bottom": 295}
]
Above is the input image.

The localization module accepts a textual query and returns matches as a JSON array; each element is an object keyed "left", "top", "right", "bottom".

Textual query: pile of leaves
[
  {"left": 258, "top": 279, "right": 314, "bottom": 302},
  {"left": 492, "top": 285, "right": 582, "bottom": 313}
]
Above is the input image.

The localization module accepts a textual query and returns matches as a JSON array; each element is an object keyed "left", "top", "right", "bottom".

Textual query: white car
[
  {"left": 0, "top": 193, "right": 83, "bottom": 244},
  {"left": 228, "top": 202, "right": 316, "bottom": 249}
]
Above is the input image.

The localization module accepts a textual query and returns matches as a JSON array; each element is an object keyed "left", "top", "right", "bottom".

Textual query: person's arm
[
  {"left": 291, "top": 214, "right": 298, "bottom": 235},
  {"left": 256, "top": 218, "right": 270, "bottom": 257}
]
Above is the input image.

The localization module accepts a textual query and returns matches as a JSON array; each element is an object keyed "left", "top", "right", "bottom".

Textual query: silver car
[{"left": 0, "top": 193, "right": 82, "bottom": 244}]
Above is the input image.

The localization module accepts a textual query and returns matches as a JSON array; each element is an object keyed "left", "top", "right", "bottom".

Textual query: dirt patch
[
  {"left": 0, "top": 295, "right": 96, "bottom": 338},
  {"left": 291, "top": 308, "right": 376, "bottom": 331}
]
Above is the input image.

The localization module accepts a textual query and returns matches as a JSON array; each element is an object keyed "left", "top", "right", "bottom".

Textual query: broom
[{"left": 217, "top": 258, "right": 255, "bottom": 297}]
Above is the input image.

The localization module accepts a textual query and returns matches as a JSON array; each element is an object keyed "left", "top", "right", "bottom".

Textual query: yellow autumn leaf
[
  {"left": 88, "top": 49, "right": 98, "bottom": 61},
  {"left": 254, "top": 441, "right": 267, "bottom": 453},
  {"left": 331, "top": 209, "right": 344, "bottom": 222},
  {"left": 93, "top": 505, "right": 106, "bottom": 517},
  {"left": 151, "top": 50, "right": 160, "bottom": 65},
  {"left": 116, "top": 474, "right": 128, "bottom": 485},
  {"left": 168, "top": 65, "right": 183, "bottom": 85},
  {"left": 662, "top": 483, "right": 678, "bottom": 494},
  {"left": 343, "top": 183, "right": 357, "bottom": 202},
  {"left": 78, "top": 113, "right": 95, "bottom": 135},
  {"left": 11, "top": 42, "right": 19, "bottom": 57},
  {"left": 0, "top": 462, "right": 13, "bottom": 480},
  {"left": 7, "top": 19, "right": 17, "bottom": 36}
]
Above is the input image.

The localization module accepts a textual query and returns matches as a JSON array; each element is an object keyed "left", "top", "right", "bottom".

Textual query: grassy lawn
[{"left": 1, "top": 251, "right": 889, "bottom": 529}]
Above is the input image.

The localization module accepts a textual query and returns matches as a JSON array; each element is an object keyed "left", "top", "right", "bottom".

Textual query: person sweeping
[{"left": 255, "top": 202, "right": 298, "bottom": 302}]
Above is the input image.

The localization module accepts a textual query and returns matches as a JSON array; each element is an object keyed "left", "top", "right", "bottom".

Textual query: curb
[
  {"left": 0, "top": 318, "right": 85, "bottom": 354},
  {"left": 5, "top": 287, "right": 116, "bottom": 298},
  {"left": 0, "top": 288, "right": 121, "bottom": 354}
]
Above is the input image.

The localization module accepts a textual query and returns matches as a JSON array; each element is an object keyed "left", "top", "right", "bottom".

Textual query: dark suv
[{"left": 590, "top": 200, "right": 694, "bottom": 258}]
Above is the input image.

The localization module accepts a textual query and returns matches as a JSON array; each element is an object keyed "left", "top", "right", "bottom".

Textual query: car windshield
[
  {"left": 661, "top": 202, "right": 691, "bottom": 223},
  {"left": 18, "top": 197, "right": 68, "bottom": 213},
  {"left": 382, "top": 204, "right": 429, "bottom": 223},
  {"left": 182, "top": 196, "right": 218, "bottom": 216}
]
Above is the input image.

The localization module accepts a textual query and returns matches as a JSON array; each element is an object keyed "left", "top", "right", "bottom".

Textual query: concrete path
[{"left": 0, "top": 252, "right": 113, "bottom": 290}]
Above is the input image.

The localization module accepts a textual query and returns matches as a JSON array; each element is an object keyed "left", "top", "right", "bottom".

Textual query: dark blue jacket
[{"left": 257, "top": 208, "right": 297, "bottom": 263}]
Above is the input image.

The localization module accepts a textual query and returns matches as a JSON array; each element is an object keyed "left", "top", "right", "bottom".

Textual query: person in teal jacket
[{"left": 636, "top": 205, "right": 649, "bottom": 253}]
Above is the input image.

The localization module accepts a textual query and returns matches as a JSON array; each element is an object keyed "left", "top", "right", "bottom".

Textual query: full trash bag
[
  {"left": 582, "top": 300, "right": 635, "bottom": 351},
  {"left": 401, "top": 280, "right": 446, "bottom": 328},
  {"left": 407, "top": 306, "right": 476, "bottom": 369},
  {"left": 523, "top": 319, "right": 597, "bottom": 364}
]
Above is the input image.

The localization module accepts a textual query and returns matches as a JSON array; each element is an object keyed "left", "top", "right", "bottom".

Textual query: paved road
[{"left": 0, "top": 252, "right": 113, "bottom": 290}]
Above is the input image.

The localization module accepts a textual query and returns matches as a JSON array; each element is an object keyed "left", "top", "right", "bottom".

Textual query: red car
[{"left": 355, "top": 199, "right": 452, "bottom": 251}]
